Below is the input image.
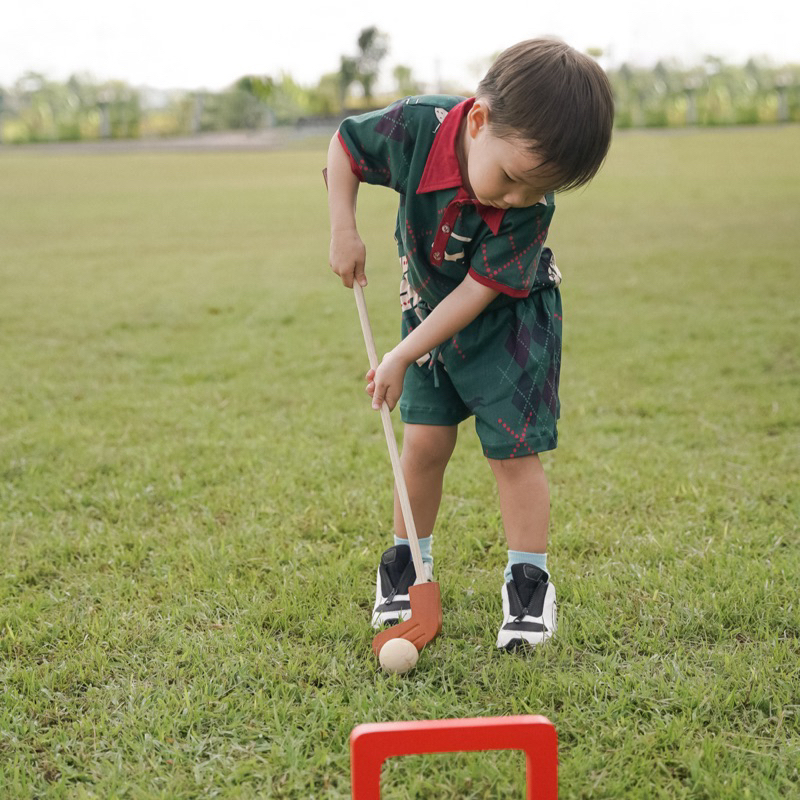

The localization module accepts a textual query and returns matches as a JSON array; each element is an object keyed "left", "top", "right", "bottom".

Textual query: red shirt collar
[{"left": 416, "top": 97, "right": 506, "bottom": 235}]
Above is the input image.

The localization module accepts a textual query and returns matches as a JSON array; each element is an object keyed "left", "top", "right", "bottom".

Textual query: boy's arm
[
  {"left": 367, "top": 275, "right": 499, "bottom": 410},
  {"left": 327, "top": 133, "right": 367, "bottom": 288}
]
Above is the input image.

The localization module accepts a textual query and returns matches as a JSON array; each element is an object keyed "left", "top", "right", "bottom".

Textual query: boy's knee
[
  {"left": 403, "top": 424, "right": 457, "bottom": 471},
  {"left": 487, "top": 453, "right": 544, "bottom": 480}
]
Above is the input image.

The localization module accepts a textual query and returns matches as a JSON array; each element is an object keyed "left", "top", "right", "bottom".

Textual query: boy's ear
[{"left": 467, "top": 99, "right": 491, "bottom": 138}]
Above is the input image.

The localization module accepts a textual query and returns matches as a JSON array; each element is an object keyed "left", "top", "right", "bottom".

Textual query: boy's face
[{"left": 462, "top": 100, "right": 560, "bottom": 209}]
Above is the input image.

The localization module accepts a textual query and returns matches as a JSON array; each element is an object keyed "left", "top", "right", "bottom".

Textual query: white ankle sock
[{"left": 394, "top": 535, "right": 433, "bottom": 566}]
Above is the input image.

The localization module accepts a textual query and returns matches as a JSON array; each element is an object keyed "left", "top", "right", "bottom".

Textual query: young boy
[{"left": 326, "top": 39, "right": 614, "bottom": 649}]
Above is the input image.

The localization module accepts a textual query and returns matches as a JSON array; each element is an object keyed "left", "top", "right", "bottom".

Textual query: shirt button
[{"left": 442, "top": 225, "right": 451, "bottom": 234}]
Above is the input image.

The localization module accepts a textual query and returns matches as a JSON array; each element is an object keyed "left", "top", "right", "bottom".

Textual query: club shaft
[{"left": 353, "top": 283, "right": 426, "bottom": 581}]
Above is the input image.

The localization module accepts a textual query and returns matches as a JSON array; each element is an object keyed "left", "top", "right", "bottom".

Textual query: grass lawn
[{"left": 1, "top": 126, "right": 798, "bottom": 799}]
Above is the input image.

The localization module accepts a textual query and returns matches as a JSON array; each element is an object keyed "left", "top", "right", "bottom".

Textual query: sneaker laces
[
  {"left": 509, "top": 565, "right": 548, "bottom": 623},
  {"left": 508, "top": 583, "right": 529, "bottom": 624},
  {"left": 382, "top": 552, "right": 416, "bottom": 602}
]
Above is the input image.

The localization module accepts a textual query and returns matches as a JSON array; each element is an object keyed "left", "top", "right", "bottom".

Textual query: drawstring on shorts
[{"left": 427, "top": 344, "right": 444, "bottom": 389}]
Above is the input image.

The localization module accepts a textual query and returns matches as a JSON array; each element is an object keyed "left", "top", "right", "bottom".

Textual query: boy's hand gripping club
[{"left": 353, "top": 283, "right": 443, "bottom": 656}]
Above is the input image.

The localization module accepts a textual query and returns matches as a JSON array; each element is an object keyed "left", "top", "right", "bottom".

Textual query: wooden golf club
[{"left": 352, "top": 283, "right": 443, "bottom": 657}]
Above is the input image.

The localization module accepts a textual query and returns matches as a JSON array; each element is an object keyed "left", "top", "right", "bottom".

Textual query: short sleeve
[
  {"left": 468, "top": 201, "right": 556, "bottom": 298},
  {"left": 337, "top": 99, "right": 420, "bottom": 193}
]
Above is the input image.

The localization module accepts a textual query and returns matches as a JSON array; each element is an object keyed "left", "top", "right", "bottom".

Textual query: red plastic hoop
[{"left": 350, "top": 715, "right": 557, "bottom": 799}]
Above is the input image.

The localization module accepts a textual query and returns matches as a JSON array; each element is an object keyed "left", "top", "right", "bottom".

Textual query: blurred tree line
[
  {"left": 609, "top": 56, "right": 799, "bottom": 128},
  {"left": 1, "top": 30, "right": 798, "bottom": 145}
]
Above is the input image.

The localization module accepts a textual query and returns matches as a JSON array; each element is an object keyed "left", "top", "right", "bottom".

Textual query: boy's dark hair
[{"left": 477, "top": 38, "right": 615, "bottom": 192}]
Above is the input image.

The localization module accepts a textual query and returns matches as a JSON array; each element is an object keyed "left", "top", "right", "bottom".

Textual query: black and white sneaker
[
  {"left": 371, "top": 544, "right": 433, "bottom": 629},
  {"left": 496, "top": 564, "right": 557, "bottom": 650}
]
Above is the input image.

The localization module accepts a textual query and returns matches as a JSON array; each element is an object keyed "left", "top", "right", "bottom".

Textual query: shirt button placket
[{"left": 432, "top": 199, "right": 462, "bottom": 264}]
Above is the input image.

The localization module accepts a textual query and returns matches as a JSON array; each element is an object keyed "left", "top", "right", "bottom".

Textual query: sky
[{"left": 1, "top": 0, "right": 798, "bottom": 92}]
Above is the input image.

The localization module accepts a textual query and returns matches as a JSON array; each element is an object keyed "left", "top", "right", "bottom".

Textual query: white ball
[{"left": 378, "top": 638, "right": 419, "bottom": 674}]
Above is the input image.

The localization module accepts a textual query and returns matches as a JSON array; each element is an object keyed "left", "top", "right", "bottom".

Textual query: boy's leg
[
  {"left": 394, "top": 423, "right": 459, "bottom": 546},
  {"left": 487, "top": 454, "right": 549, "bottom": 554},
  {"left": 488, "top": 454, "right": 557, "bottom": 649},
  {"left": 372, "top": 423, "right": 457, "bottom": 628}
]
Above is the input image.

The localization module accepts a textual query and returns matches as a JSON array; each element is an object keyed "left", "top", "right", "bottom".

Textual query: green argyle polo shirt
[
  {"left": 337, "top": 95, "right": 563, "bottom": 458},
  {"left": 338, "top": 95, "right": 558, "bottom": 307}
]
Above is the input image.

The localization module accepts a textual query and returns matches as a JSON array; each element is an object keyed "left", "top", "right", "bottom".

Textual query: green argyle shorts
[{"left": 398, "top": 284, "right": 562, "bottom": 460}]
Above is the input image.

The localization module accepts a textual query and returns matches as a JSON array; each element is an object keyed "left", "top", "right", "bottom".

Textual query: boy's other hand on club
[
  {"left": 365, "top": 352, "right": 410, "bottom": 411},
  {"left": 329, "top": 229, "right": 367, "bottom": 288}
]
